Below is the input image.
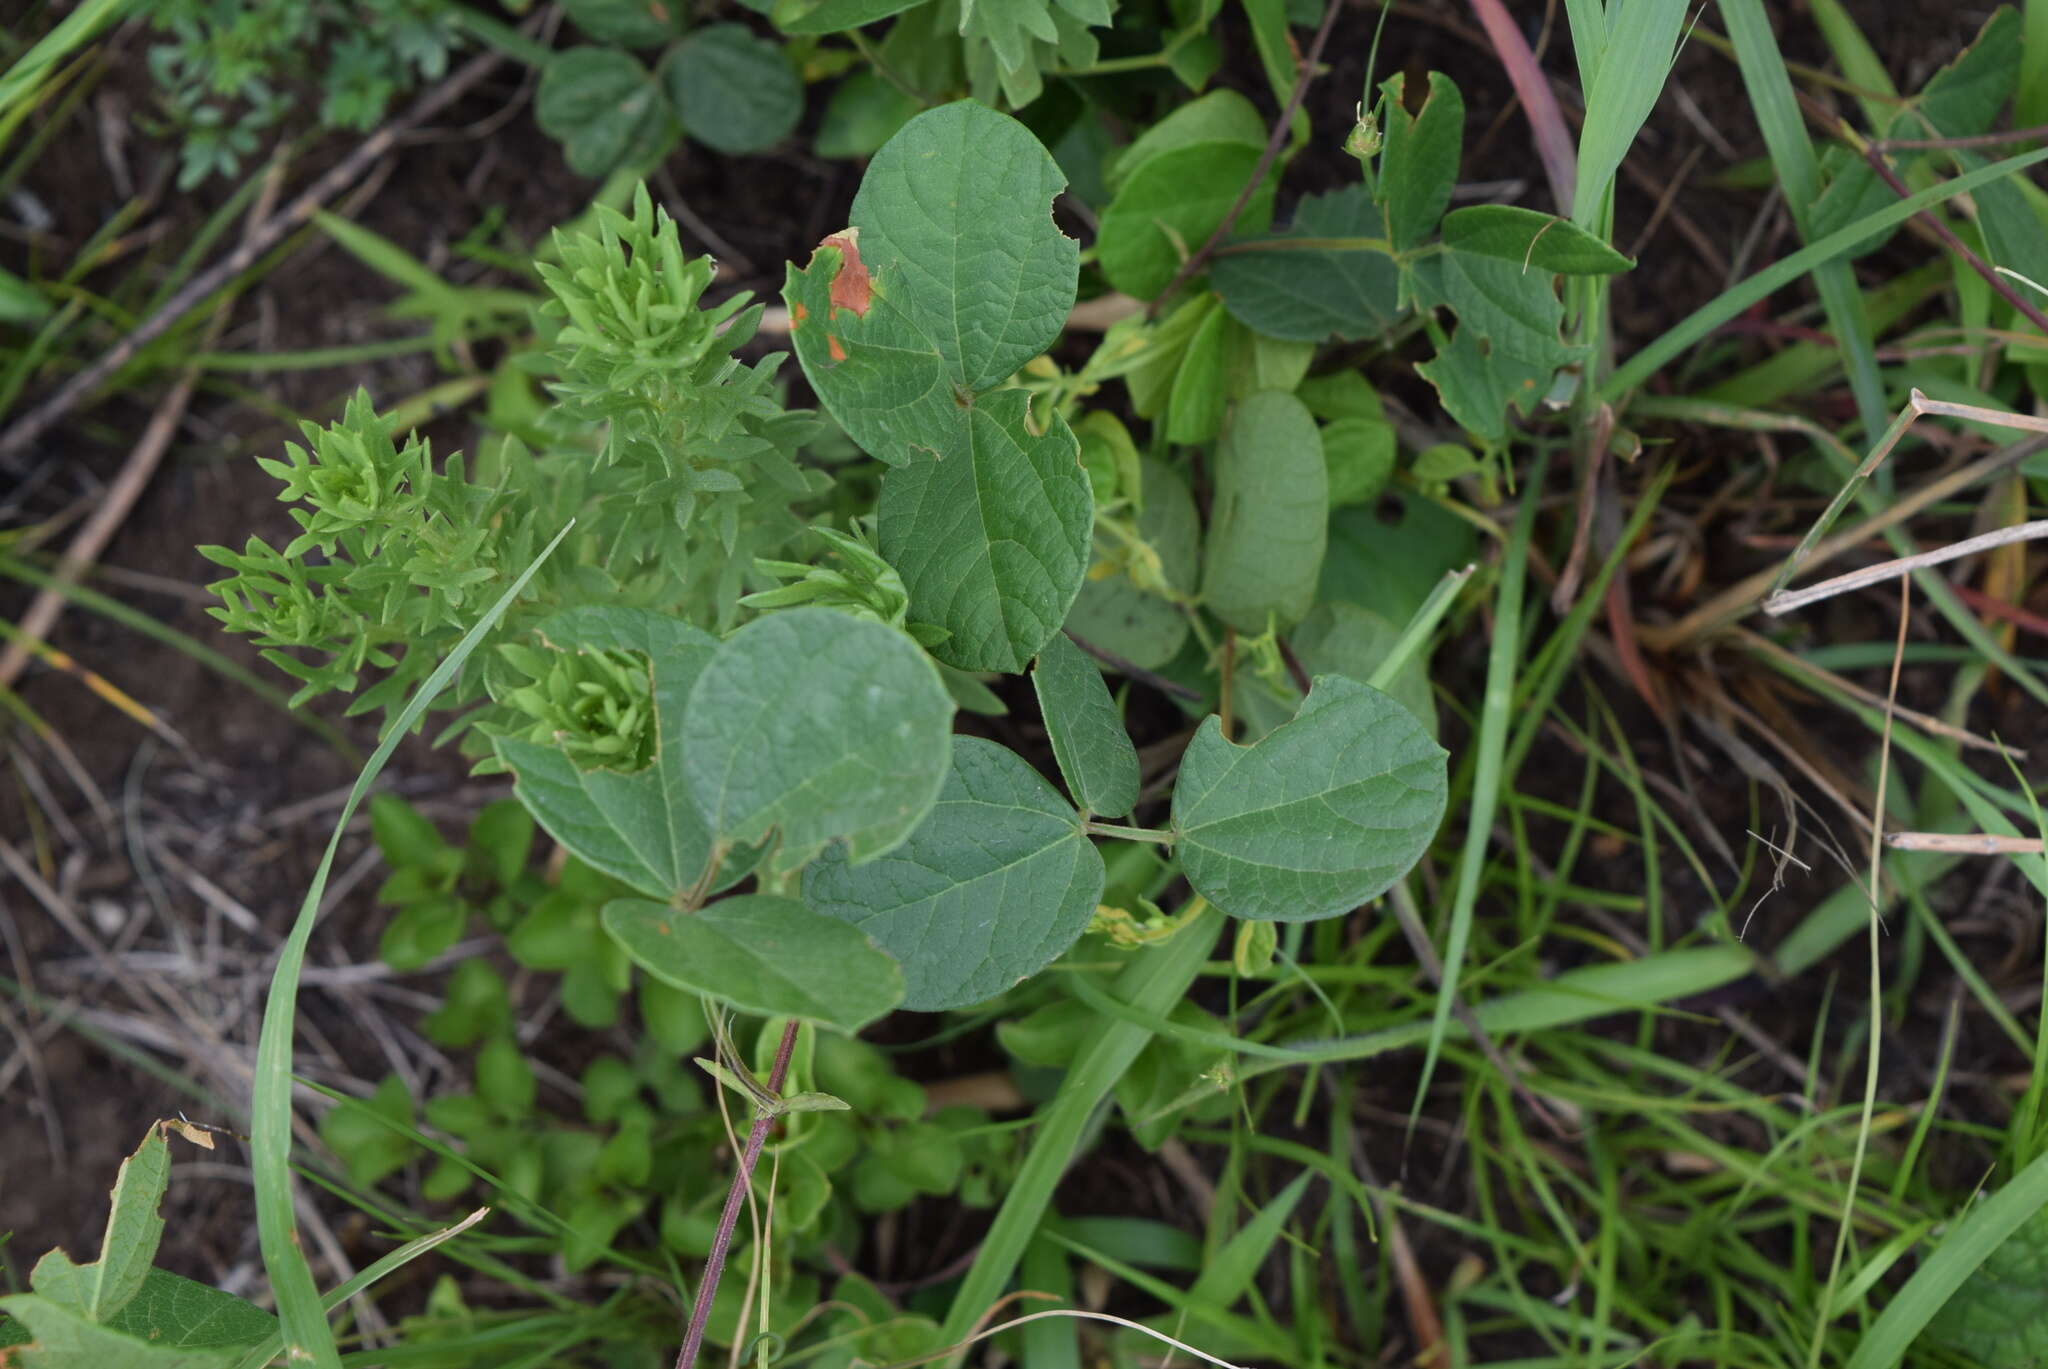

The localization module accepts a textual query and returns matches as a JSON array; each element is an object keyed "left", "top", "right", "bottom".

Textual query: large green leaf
[
  {"left": 1425, "top": 249, "right": 1572, "bottom": 367},
  {"left": 1320, "top": 493, "right": 1477, "bottom": 623},
  {"left": 1097, "top": 141, "right": 1277, "bottom": 299},
  {"left": 107, "top": 1271, "right": 276, "bottom": 1354},
  {"left": 1211, "top": 186, "right": 1401, "bottom": 342},
  {"left": 1107, "top": 88, "right": 1265, "bottom": 192},
  {"left": 1413, "top": 323, "right": 1555, "bottom": 444},
  {"left": 683, "top": 608, "right": 954, "bottom": 869},
  {"left": 1440, "top": 205, "right": 1633, "bottom": 275},
  {"left": 664, "top": 24, "right": 803, "bottom": 154},
  {"left": 878, "top": 391, "right": 1092, "bottom": 672},
  {"left": 603, "top": 895, "right": 903, "bottom": 1029},
  {"left": 1200, "top": 391, "right": 1326, "bottom": 632},
  {"left": 784, "top": 100, "right": 1077, "bottom": 467},
  {"left": 1376, "top": 71, "right": 1462, "bottom": 252},
  {"left": 0, "top": 1294, "right": 242, "bottom": 1369},
  {"left": 1031, "top": 631, "right": 1139, "bottom": 818},
  {"left": 30, "top": 1128, "right": 166, "bottom": 1324},
  {"left": 802, "top": 739, "right": 1104, "bottom": 1010},
  {"left": 1172, "top": 675, "right": 1448, "bottom": 921},
  {"left": 498, "top": 607, "right": 719, "bottom": 901},
  {"left": 1922, "top": 1198, "right": 2048, "bottom": 1367}
]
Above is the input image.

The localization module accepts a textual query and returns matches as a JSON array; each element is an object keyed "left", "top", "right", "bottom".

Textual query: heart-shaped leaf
[
  {"left": 802, "top": 739, "right": 1104, "bottom": 1010},
  {"left": 683, "top": 607, "right": 953, "bottom": 869},
  {"left": 878, "top": 390, "right": 1092, "bottom": 672},
  {"left": 784, "top": 100, "right": 1077, "bottom": 468},
  {"left": 497, "top": 607, "right": 719, "bottom": 900},
  {"left": 1031, "top": 631, "right": 1139, "bottom": 818},
  {"left": 603, "top": 895, "right": 903, "bottom": 1029},
  {"left": 1173, "top": 675, "right": 1448, "bottom": 921}
]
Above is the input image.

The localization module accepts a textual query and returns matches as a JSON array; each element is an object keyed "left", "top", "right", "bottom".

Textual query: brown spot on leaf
[
  {"left": 790, "top": 299, "right": 807, "bottom": 326},
  {"left": 823, "top": 230, "right": 872, "bottom": 318},
  {"left": 828, "top": 334, "right": 848, "bottom": 362}
]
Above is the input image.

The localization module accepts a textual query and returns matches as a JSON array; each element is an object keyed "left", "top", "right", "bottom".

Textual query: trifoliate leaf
[
  {"left": 604, "top": 895, "right": 903, "bottom": 1030},
  {"left": 497, "top": 607, "right": 720, "bottom": 900},
  {"left": 877, "top": 391, "right": 1091, "bottom": 673},
  {"left": 664, "top": 24, "right": 803, "bottom": 155},
  {"left": 785, "top": 100, "right": 1077, "bottom": 467},
  {"left": 683, "top": 607, "right": 953, "bottom": 869},
  {"left": 1200, "top": 391, "right": 1327, "bottom": 633},
  {"left": 803, "top": 739, "right": 1104, "bottom": 1010},
  {"left": 1032, "top": 631, "right": 1139, "bottom": 818},
  {"left": 1173, "top": 675, "right": 1448, "bottom": 921}
]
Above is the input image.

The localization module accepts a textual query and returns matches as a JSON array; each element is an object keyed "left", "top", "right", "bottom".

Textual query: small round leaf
[{"left": 664, "top": 24, "right": 803, "bottom": 155}]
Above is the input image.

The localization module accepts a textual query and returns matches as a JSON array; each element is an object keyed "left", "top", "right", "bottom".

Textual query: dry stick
[
  {"left": 0, "top": 35, "right": 518, "bottom": 465},
  {"left": 1146, "top": 0, "right": 1345, "bottom": 318},
  {"left": 1885, "top": 831, "right": 2046, "bottom": 854},
  {"left": 1765, "top": 519, "right": 2048, "bottom": 615},
  {"left": 674, "top": 1019, "right": 800, "bottom": 1369},
  {"left": 1855, "top": 134, "right": 2048, "bottom": 337}
]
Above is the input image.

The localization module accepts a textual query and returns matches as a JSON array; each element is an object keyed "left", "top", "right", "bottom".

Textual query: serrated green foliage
[
  {"left": 877, "top": 393, "right": 1093, "bottom": 671},
  {"left": 1377, "top": 71, "right": 1462, "bottom": 252},
  {"left": 537, "top": 47, "right": 671, "bottom": 177},
  {"left": 956, "top": 0, "right": 1113, "bottom": 107},
  {"left": 1415, "top": 325, "right": 1555, "bottom": 444},
  {"left": 663, "top": 25, "right": 803, "bottom": 155},
  {"left": 1440, "top": 205, "right": 1634, "bottom": 274},
  {"left": 1211, "top": 186, "right": 1401, "bottom": 342},
  {"left": 1173, "top": 675, "right": 1448, "bottom": 921},
  {"left": 786, "top": 101, "right": 1077, "bottom": 464},
  {"left": 498, "top": 607, "right": 722, "bottom": 900},
  {"left": 1098, "top": 141, "right": 1277, "bottom": 299},
  {"left": 802, "top": 738, "right": 1104, "bottom": 1009},
  {"left": 1422, "top": 249, "right": 1573, "bottom": 368},
  {"left": 684, "top": 608, "right": 954, "bottom": 869},
  {"left": 603, "top": 896, "right": 904, "bottom": 1029},
  {"left": 205, "top": 185, "right": 826, "bottom": 745},
  {"left": 1200, "top": 391, "right": 1327, "bottom": 633},
  {"left": 1032, "top": 632, "right": 1140, "bottom": 817},
  {"left": 742, "top": 523, "right": 930, "bottom": 641}
]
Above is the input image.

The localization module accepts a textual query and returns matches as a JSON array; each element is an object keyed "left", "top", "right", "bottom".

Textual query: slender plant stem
[
  {"left": 674, "top": 1019, "right": 801, "bottom": 1369},
  {"left": 1082, "top": 821, "right": 1173, "bottom": 844},
  {"left": 1147, "top": 0, "right": 1345, "bottom": 317}
]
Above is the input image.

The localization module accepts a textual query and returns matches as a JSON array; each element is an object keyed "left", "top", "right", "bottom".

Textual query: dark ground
[{"left": 1, "top": 0, "right": 2039, "bottom": 1347}]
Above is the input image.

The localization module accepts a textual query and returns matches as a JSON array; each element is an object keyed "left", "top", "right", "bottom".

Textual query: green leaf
[
  {"left": 1031, "top": 632, "right": 1139, "bottom": 818},
  {"left": 1320, "top": 416, "right": 1395, "bottom": 508},
  {"left": 816, "top": 70, "right": 920, "bottom": 158},
  {"left": 1321, "top": 492, "right": 1477, "bottom": 622},
  {"left": 560, "top": 0, "right": 682, "bottom": 45},
  {"left": 0, "top": 265, "right": 50, "bottom": 324},
  {"left": 1200, "top": 391, "right": 1326, "bottom": 633},
  {"left": 683, "top": 607, "right": 954, "bottom": 869},
  {"left": 1414, "top": 324, "right": 1553, "bottom": 444},
  {"left": 878, "top": 391, "right": 1092, "bottom": 672},
  {"left": 1172, "top": 674, "right": 1448, "bottom": 921},
  {"left": 1910, "top": 5, "right": 2019, "bottom": 140},
  {"left": 1097, "top": 141, "right": 1277, "bottom": 300},
  {"left": 107, "top": 1271, "right": 275, "bottom": 1354},
  {"left": 1165, "top": 296, "right": 1230, "bottom": 444},
  {"left": 1376, "top": 71, "right": 1462, "bottom": 251},
  {"left": 30, "top": 1128, "right": 167, "bottom": 1323},
  {"left": 604, "top": 895, "right": 904, "bottom": 1029},
  {"left": 498, "top": 607, "right": 721, "bottom": 901},
  {"left": 1211, "top": 186, "right": 1401, "bottom": 343},
  {"left": 317, "top": 1075, "right": 418, "bottom": 1187},
  {"left": 664, "top": 24, "right": 804, "bottom": 155},
  {"left": 1440, "top": 205, "right": 1633, "bottom": 275},
  {"left": 774, "top": 0, "right": 931, "bottom": 34},
  {"left": 0, "top": 1293, "right": 244, "bottom": 1369},
  {"left": 1066, "top": 455, "right": 1200, "bottom": 670},
  {"left": 1293, "top": 602, "right": 1436, "bottom": 737},
  {"left": 1922, "top": 1198, "right": 2048, "bottom": 1366},
  {"left": 535, "top": 47, "right": 673, "bottom": 177},
  {"left": 1106, "top": 88, "right": 1265, "bottom": 192},
  {"left": 802, "top": 738, "right": 1104, "bottom": 1010},
  {"left": 1429, "top": 248, "right": 1572, "bottom": 367},
  {"left": 369, "top": 794, "right": 445, "bottom": 870},
  {"left": 785, "top": 100, "right": 1077, "bottom": 467}
]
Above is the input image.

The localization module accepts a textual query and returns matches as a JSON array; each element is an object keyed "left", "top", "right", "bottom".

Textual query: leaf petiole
[{"left": 1083, "top": 821, "right": 1174, "bottom": 845}]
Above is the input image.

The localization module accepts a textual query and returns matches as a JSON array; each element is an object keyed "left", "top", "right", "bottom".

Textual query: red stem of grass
[{"left": 674, "top": 1018, "right": 801, "bottom": 1369}]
